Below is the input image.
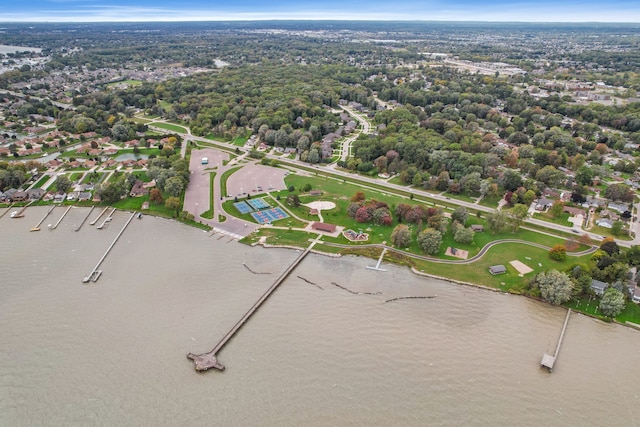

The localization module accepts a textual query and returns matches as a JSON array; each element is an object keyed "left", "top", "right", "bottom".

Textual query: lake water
[
  {"left": 0, "top": 45, "right": 42, "bottom": 54},
  {"left": 1, "top": 206, "right": 640, "bottom": 426}
]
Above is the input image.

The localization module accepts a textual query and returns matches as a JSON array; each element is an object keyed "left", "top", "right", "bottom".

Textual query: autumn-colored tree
[
  {"left": 355, "top": 206, "right": 371, "bottom": 223},
  {"left": 351, "top": 191, "right": 366, "bottom": 203},
  {"left": 149, "top": 188, "right": 163, "bottom": 205},
  {"left": 549, "top": 244, "right": 567, "bottom": 261},
  {"left": 165, "top": 196, "right": 180, "bottom": 217},
  {"left": 391, "top": 224, "right": 412, "bottom": 248}
]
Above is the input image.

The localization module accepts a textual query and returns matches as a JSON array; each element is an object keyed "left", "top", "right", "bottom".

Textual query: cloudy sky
[{"left": 2, "top": 0, "right": 640, "bottom": 23}]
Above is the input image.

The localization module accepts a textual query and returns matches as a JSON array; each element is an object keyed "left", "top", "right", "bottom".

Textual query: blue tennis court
[
  {"left": 247, "top": 197, "right": 271, "bottom": 210},
  {"left": 251, "top": 207, "right": 289, "bottom": 224},
  {"left": 233, "top": 201, "right": 253, "bottom": 214}
]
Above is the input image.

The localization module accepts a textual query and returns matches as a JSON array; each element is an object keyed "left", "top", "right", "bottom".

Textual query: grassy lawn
[
  {"left": 241, "top": 228, "right": 316, "bottom": 247},
  {"left": 32, "top": 175, "right": 50, "bottom": 189},
  {"left": 150, "top": 122, "right": 189, "bottom": 133},
  {"left": 479, "top": 194, "right": 502, "bottom": 208},
  {"left": 106, "top": 79, "right": 142, "bottom": 88},
  {"left": 220, "top": 166, "right": 242, "bottom": 197},
  {"left": 81, "top": 171, "right": 105, "bottom": 184},
  {"left": 232, "top": 136, "right": 248, "bottom": 146},
  {"left": 413, "top": 242, "right": 592, "bottom": 294},
  {"left": 444, "top": 192, "right": 478, "bottom": 203},
  {"left": 533, "top": 211, "right": 573, "bottom": 227}
]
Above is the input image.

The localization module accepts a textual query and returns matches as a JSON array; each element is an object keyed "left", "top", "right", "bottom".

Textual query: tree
[
  {"left": 391, "top": 224, "right": 412, "bottom": 248},
  {"left": 355, "top": 206, "right": 372, "bottom": 223},
  {"left": 505, "top": 204, "right": 529, "bottom": 232},
  {"left": 536, "top": 270, "right": 574, "bottom": 305},
  {"left": 548, "top": 244, "right": 567, "bottom": 261},
  {"left": 611, "top": 221, "right": 625, "bottom": 237},
  {"left": 549, "top": 201, "right": 564, "bottom": 218},
  {"left": 164, "top": 176, "right": 185, "bottom": 197},
  {"left": 351, "top": 191, "right": 366, "bottom": 202},
  {"left": 575, "top": 166, "right": 594, "bottom": 186},
  {"left": 165, "top": 196, "right": 181, "bottom": 216},
  {"left": 604, "top": 183, "right": 634, "bottom": 203},
  {"left": 149, "top": 188, "right": 163, "bottom": 205},
  {"left": 451, "top": 206, "right": 469, "bottom": 225},
  {"left": 486, "top": 210, "right": 508, "bottom": 233},
  {"left": 599, "top": 288, "right": 626, "bottom": 318},
  {"left": 453, "top": 226, "right": 474, "bottom": 244},
  {"left": 417, "top": 228, "right": 442, "bottom": 255},
  {"left": 55, "top": 175, "right": 71, "bottom": 193},
  {"left": 600, "top": 239, "right": 620, "bottom": 256}
]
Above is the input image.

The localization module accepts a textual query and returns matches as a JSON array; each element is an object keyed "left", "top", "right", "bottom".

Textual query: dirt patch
[
  {"left": 445, "top": 247, "right": 468, "bottom": 259},
  {"left": 509, "top": 260, "right": 534, "bottom": 275}
]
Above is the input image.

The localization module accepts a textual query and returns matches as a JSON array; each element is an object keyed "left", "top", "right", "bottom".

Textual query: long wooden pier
[
  {"left": 51, "top": 205, "right": 72, "bottom": 229},
  {"left": 188, "top": 240, "right": 318, "bottom": 372},
  {"left": 74, "top": 206, "right": 95, "bottom": 231},
  {"left": 89, "top": 206, "right": 109, "bottom": 226},
  {"left": 82, "top": 211, "right": 136, "bottom": 283},
  {"left": 30, "top": 205, "right": 56, "bottom": 231},
  {"left": 541, "top": 309, "right": 571, "bottom": 372}
]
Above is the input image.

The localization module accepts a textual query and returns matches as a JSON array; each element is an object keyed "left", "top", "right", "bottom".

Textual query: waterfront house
[
  {"left": 11, "top": 191, "right": 28, "bottom": 202},
  {"left": 591, "top": 279, "right": 608, "bottom": 296}
]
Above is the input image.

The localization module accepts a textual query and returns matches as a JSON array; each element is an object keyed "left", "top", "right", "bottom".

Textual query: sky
[{"left": 1, "top": 0, "right": 640, "bottom": 23}]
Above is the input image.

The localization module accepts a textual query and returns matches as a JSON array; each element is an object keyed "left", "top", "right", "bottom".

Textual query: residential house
[
  {"left": 129, "top": 180, "right": 148, "bottom": 197},
  {"left": 535, "top": 198, "right": 554, "bottom": 211},
  {"left": 591, "top": 279, "right": 608, "bottom": 296},
  {"left": 596, "top": 218, "right": 613, "bottom": 229},
  {"left": 11, "top": 191, "right": 28, "bottom": 202},
  {"left": 471, "top": 224, "right": 484, "bottom": 232},
  {"left": 27, "top": 188, "right": 45, "bottom": 200},
  {"left": 608, "top": 202, "right": 629, "bottom": 214}
]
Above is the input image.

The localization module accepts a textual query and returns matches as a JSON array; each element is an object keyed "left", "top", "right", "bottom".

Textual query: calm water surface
[{"left": 1, "top": 206, "right": 640, "bottom": 426}]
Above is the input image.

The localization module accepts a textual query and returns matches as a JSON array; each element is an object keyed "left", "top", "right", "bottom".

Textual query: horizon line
[{"left": 1, "top": 19, "right": 640, "bottom": 24}]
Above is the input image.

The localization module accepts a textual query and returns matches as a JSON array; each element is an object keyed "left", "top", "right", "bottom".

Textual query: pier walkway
[
  {"left": 541, "top": 309, "right": 571, "bottom": 372},
  {"left": 82, "top": 211, "right": 136, "bottom": 283},
  {"left": 188, "top": 239, "right": 319, "bottom": 372}
]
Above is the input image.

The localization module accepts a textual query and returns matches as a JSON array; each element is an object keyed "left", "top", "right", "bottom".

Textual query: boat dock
[
  {"left": 97, "top": 208, "right": 117, "bottom": 229},
  {"left": 366, "top": 248, "right": 387, "bottom": 271},
  {"left": 51, "top": 205, "right": 72, "bottom": 230},
  {"left": 30, "top": 205, "right": 56, "bottom": 231},
  {"left": 0, "top": 205, "right": 15, "bottom": 219},
  {"left": 75, "top": 206, "right": 95, "bottom": 231},
  {"left": 541, "top": 309, "right": 571, "bottom": 372},
  {"left": 89, "top": 206, "right": 109, "bottom": 226},
  {"left": 10, "top": 200, "right": 35, "bottom": 218},
  {"left": 82, "top": 211, "right": 136, "bottom": 283},
  {"left": 188, "top": 240, "right": 318, "bottom": 372}
]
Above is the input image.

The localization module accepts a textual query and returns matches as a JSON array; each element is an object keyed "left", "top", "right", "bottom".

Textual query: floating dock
[
  {"left": 541, "top": 309, "right": 571, "bottom": 372},
  {"left": 188, "top": 240, "right": 318, "bottom": 372},
  {"left": 82, "top": 211, "right": 136, "bottom": 283},
  {"left": 30, "top": 205, "right": 56, "bottom": 231}
]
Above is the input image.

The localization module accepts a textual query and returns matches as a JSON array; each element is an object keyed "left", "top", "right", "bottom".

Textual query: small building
[
  {"left": 596, "top": 218, "right": 613, "bottom": 229},
  {"left": 310, "top": 190, "right": 322, "bottom": 196},
  {"left": 11, "top": 191, "right": 29, "bottom": 202},
  {"left": 311, "top": 222, "right": 337, "bottom": 233},
  {"left": 470, "top": 224, "right": 484, "bottom": 232},
  {"left": 489, "top": 265, "right": 507, "bottom": 275},
  {"left": 591, "top": 279, "right": 608, "bottom": 296}
]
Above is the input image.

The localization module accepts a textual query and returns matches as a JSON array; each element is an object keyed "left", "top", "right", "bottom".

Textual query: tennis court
[
  {"left": 233, "top": 201, "right": 254, "bottom": 214},
  {"left": 250, "top": 207, "right": 289, "bottom": 224},
  {"left": 247, "top": 197, "right": 271, "bottom": 210}
]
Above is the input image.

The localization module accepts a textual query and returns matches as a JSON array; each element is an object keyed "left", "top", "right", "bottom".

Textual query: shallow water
[{"left": 1, "top": 206, "right": 639, "bottom": 426}]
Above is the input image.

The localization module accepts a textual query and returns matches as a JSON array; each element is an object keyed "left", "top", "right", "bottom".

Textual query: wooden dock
[
  {"left": 74, "top": 205, "right": 95, "bottom": 231},
  {"left": 89, "top": 206, "right": 109, "bottom": 226},
  {"left": 10, "top": 200, "right": 35, "bottom": 218},
  {"left": 51, "top": 205, "right": 72, "bottom": 229},
  {"left": 30, "top": 205, "right": 56, "bottom": 231},
  {"left": 188, "top": 240, "right": 318, "bottom": 372},
  {"left": 82, "top": 211, "right": 136, "bottom": 283},
  {"left": 541, "top": 309, "right": 571, "bottom": 372}
]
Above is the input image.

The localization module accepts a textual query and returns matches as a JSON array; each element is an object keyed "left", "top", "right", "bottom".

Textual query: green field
[{"left": 149, "top": 122, "right": 189, "bottom": 133}]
